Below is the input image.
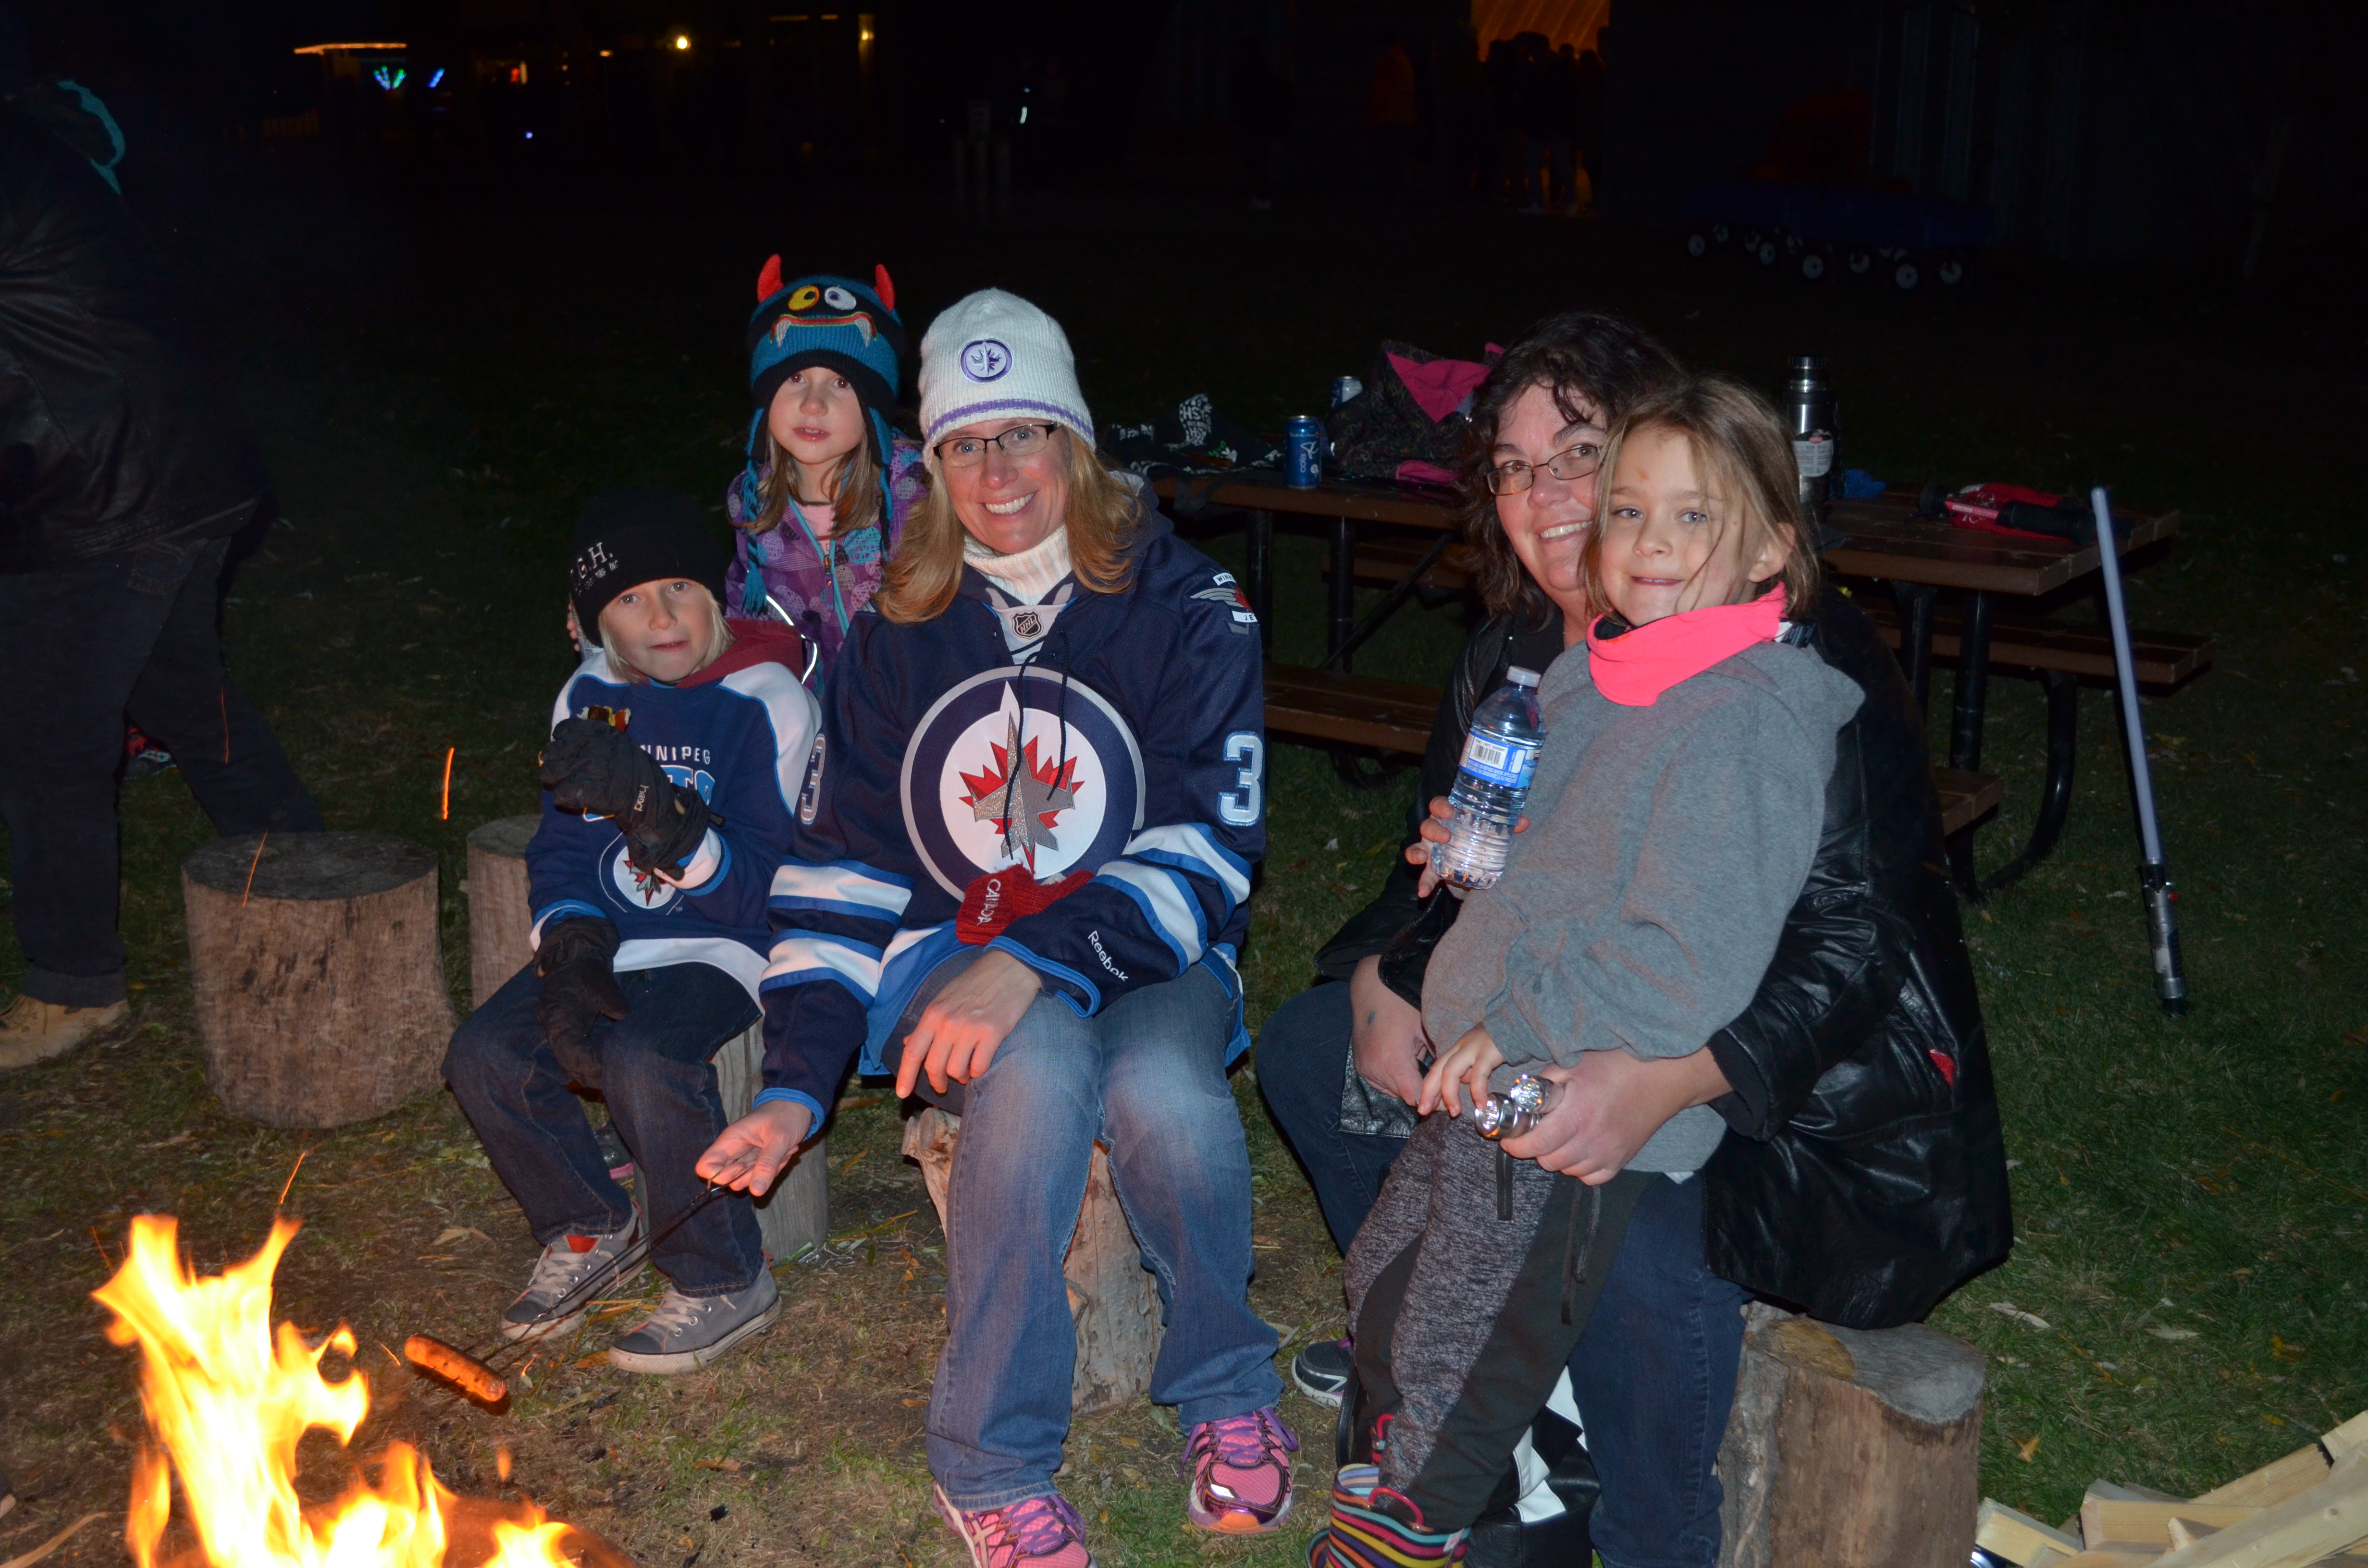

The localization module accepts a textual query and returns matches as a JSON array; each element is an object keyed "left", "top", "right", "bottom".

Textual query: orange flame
[{"left": 93, "top": 1215, "right": 572, "bottom": 1568}]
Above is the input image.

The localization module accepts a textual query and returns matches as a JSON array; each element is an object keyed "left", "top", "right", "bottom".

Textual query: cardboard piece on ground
[
  {"left": 2147, "top": 1448, "right": 2368, "bottom": 1568},
  {"left": 1979, "top": 1498, "right": 2083, "bottom": 1563}
]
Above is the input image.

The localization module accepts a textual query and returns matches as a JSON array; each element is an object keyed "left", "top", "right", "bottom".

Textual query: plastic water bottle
[{"left": 1430, "top": 667, "right": 1545, "bottom": 891}]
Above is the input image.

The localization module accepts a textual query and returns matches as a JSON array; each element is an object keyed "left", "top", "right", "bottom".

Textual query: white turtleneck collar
[{"left": 963, "top": 524, "right": 1074, "bottom": 604}]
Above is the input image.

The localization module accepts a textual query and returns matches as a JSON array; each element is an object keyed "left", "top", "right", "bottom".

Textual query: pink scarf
[{"left": 1586, "top": 588, "right": 1787, "bottom": 707}]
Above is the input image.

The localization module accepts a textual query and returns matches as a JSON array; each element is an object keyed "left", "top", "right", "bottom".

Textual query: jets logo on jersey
[{"left": 900, "top": 667, "right": 1146, "bottom": 897}]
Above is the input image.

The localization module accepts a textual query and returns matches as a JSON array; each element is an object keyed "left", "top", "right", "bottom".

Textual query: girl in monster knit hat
[{"left": 725, "top": 258, "right": 927, "bottom": 687}]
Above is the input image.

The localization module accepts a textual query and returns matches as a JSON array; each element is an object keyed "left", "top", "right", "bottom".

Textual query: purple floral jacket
[{"left": 723, "top": 437, "right": 926, "bottom": 687}]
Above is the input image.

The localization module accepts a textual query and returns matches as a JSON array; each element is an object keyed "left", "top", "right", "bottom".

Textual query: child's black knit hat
[{"left": 567, "top": 488, "right": 728, "bottom": 637}]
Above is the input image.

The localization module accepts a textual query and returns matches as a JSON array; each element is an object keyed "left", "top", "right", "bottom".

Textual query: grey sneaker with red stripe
[
  {"left": 1182, "top": 1405, "right": 1298, "bottom": 1534},
  {"left": 933, "top": 1485, "right": 1095, "bottom": 1568},
  {"left": 499, "top": 1214, "right": 643, "bottom": 1342}
]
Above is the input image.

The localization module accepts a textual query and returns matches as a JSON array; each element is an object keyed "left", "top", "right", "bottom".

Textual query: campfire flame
[{"left": 94, "top": 1215, "right": 575, "bottom": 1568}]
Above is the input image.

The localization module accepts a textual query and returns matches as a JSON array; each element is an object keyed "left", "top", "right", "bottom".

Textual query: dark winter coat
[
  {"left": 1315, "top": 586, "right": 2012, "bottom": 1328},
  {"left": 0, "top": 106, "right": 272, "bottom": 570}
]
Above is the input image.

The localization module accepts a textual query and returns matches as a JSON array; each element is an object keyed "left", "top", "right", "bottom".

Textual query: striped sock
[{"left": 1304, "top": 1465, "right": 1466, "bottom": 1567}]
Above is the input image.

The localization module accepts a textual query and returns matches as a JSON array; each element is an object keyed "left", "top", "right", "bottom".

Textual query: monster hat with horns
[{"left": 742, "top": 258, "right": 908, "bottom": 512}]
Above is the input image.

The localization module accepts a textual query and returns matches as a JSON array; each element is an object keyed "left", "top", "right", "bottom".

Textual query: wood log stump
[
  {"left": 464, "top": 815, "right": 540, "bottom": 1009},
  {"left": 902, "top": 1104, "right": 1163, "bottom": 1417},
  {"left": 1716, "top": 1309, "right": 1985, "bottom": 1568},
  {"left": 712, "top": 1022, "right": 828, "bottom": 1262},
  {"left": 183, "top": 832, "right": 456, "bottom": 1128}
]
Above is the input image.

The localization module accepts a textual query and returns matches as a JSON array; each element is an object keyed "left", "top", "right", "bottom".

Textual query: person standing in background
[
  {"left": 0, "top": 48, "right": 323, "bottom": 1070},
  {"left": 1574, "top": 46, "right": 1607, "bottom": 204}
]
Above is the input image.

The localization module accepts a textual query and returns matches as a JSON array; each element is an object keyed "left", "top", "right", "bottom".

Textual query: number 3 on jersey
[{"left": 1218, "top": 732, "right": 1264, "bottom": 826}]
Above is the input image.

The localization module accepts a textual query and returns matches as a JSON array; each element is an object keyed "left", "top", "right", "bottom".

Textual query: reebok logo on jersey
[{"left": 1087, "top": 930, "right": 1130, "bottom": 982}]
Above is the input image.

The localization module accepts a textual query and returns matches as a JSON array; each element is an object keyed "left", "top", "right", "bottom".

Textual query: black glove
[
  {"left": 540, "top": 716, "right": 713, "bottom": 879},
  {"left": 535, "top": 917, "right": 629, "bottom": 1081}
]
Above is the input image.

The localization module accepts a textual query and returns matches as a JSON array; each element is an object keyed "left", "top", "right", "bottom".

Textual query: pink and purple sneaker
[
  {"left": 1182, "top": 1405, "right": 1299, "bottom": 1534},
  {"left": 933, "top": 1485, "right": 1095, "bottom": 1568}
]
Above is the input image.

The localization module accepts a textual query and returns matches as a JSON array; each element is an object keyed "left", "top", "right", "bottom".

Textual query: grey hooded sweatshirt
[{"left": 1422, "top": 633, "right": 1864, "bottom": 1173}]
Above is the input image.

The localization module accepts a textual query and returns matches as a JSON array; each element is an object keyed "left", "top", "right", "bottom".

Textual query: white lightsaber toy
[{"left": 2090, "top": 486, "right": 2188, "bottom": 1016}]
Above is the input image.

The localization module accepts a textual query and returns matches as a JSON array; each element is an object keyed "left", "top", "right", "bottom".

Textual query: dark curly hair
[{"left": 1461, "top": 312, "right": 1685, "bottom": 628}]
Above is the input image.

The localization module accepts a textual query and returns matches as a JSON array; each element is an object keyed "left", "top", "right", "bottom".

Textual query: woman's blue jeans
[
  {"left": 900, "top": 957, "right": 1281, "bottom": 1511},
  {"left": 443, "top": 960, "right": 766, "bottom": 1296}
]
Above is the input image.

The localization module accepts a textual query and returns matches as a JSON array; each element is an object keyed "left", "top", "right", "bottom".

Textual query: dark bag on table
[{"left": 1325, "top": 341, "right": 1478, "bottom": 481}]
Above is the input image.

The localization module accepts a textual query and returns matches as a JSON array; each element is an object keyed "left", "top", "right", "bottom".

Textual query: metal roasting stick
[
  {"left": 406, "top": 1180, "right": 737, "bottom": 1407},
  {"left": 2089, "top": 487, "right": 2189, "bottom": 1016}
]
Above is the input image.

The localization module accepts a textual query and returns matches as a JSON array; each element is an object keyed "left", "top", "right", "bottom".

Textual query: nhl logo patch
[
  {"left": 900, "top": 668, "right": 1146, "bottom": 897},
  {"left": 1011, "top": 609, "right": 1044, "bottom": 639}
]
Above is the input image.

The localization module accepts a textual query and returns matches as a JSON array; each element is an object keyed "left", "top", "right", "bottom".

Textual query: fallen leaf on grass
[
  {"left": 2343, "top": 1029, "right": 2365, "bottom": 1047},
  {"left": 2017, "top": 1435, "right": 2042, "bottom": 1462},
  {"left": 2146, "top": 1325, "right": 2199, "bottom": 1341},
  {"left": 434, "top": 1226, "right": 491, "bottom": 1246},
  {"left": 1991, "top": 1301, "right": 2052, "bottom": 1330},
  {"left": 2270, "top": 1334, "right": 2306, "bottom": 1361}
]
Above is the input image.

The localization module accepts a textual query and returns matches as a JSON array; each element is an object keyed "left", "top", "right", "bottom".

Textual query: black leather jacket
[
  {"left": 0, "top": 106, "right": 272, "bottom": 570},
  {"left": 1314, "top": 588, "right": 2012, "bottom": 1328}
]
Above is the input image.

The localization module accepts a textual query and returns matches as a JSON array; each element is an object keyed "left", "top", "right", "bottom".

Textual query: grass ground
[{"left": 0, "top": 147, "right": 2363, "bottom": 1566}]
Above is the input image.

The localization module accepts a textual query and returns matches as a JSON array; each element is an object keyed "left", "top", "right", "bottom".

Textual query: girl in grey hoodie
[{"left": 1311, "top": 377, "right": 1865, "bottom": 1567}]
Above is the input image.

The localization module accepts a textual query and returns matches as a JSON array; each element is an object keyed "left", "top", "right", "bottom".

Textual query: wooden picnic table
[{"left": 1153, "top": 472, "right": 2185, "bottom": 894}]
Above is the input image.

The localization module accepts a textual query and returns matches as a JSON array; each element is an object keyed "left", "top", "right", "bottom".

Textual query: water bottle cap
[{"left": 1506, "top": 666, "right": 1541, "bottom": 687}]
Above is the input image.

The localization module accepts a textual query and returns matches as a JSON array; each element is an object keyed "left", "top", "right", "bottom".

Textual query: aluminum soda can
[
  {"left": 1284, "top": 415, "right": 1324, "bottom": 489},
  {"left": 1330, "top": 376, "right": 1364, "bottom": 408}
]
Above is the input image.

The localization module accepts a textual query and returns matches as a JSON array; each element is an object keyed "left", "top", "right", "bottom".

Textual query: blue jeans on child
[
  {"left": 1257, "top": 979, "right": 1746, "bottom": 1568},
  {"left": 444, "top": 960, "right": 765, "bottom": 1296},
  {"left": 896, "top": 954, "right": 1281, "bottom": 1512}
]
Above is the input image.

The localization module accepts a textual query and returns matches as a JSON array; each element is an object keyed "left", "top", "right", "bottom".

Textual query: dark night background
[{"left": 1, "top": 3, "right": 2364, "bottom": 1567}]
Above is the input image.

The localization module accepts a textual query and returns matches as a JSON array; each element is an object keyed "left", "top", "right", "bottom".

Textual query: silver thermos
[{"left": 1785, "top": 356, "right": 1835, "bottom": 517}]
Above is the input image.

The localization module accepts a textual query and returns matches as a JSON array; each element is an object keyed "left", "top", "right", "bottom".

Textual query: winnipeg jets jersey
[
  {"left": 526, "top": 628, "right": 819, "bottom": 1003},
  {"left": 753, "top": 514, "right": 1265, "bottom": 1124}
]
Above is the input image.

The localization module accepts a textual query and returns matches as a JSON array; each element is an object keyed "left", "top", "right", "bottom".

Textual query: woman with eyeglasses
[
  {"left": 1258, "top": 311, "right": 2006, "bottom": 1567},
  {"left": 697, "top": 290, "right": 1295, "bottom": 1568}
]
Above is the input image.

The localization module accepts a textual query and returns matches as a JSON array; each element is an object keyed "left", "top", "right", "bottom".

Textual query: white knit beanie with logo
[{"left": 916, "top": 289, "right": 1095, "bottom": 472}]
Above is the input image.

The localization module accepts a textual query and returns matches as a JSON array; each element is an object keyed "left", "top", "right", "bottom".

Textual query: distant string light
[
  {"left": 371, "top": 65, "right": 405, "bottom": 90},
  {"left": 426, "top": 68, "right": 445, "bottom": 88},
  {"left": 674, "top": 33, "right": 691, "bottom": 49}
]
